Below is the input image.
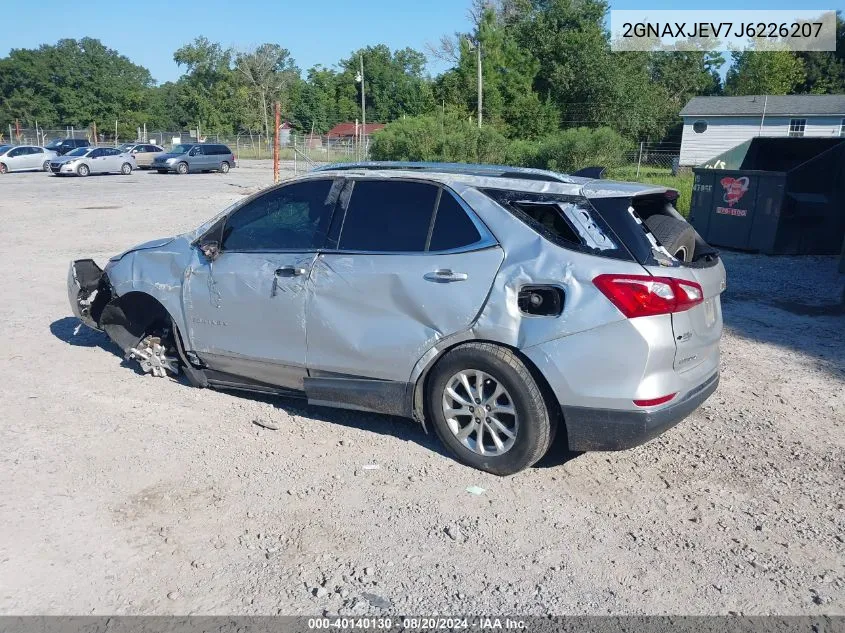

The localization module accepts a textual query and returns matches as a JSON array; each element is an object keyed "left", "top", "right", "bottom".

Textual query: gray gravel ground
[{"left": 0, "top": 162, "right": 843, "bottom": 615}]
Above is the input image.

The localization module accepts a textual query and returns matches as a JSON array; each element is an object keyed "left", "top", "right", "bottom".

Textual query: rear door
[{"left": 306, "top": 179, "right": 503, "bottom": 383}]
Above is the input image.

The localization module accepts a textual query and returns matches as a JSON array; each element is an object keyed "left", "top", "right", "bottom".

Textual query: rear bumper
[{"left": 563, "top": 371, "right": 719, "bottom": 451}]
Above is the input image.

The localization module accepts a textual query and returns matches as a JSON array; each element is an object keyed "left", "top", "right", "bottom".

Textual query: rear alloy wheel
[
  {"left": 42, "top": 160, "right": 51, "bottom": 171},
  {"left": 121, "top": 162, "right": 132, "bottom": 175},
  {"left": 219, "top": 161, "right": 230, "bottom": 174},
  {"left": 176, "top": 162, "right": 188, "bottom": 175},
  {"left": 0, "top": 163, "right": 7, "bottom": 174},
  {"left": 129, "top": 334, "right": 180, "bottom": 378},
  {"left": 427, "top": 343, "right": 553, "bottom": 475},
  {"left": 644, "top": 215, "right": 696, "bottom": 263},
  {"left": 77, "top": 163, "right": 90, "bottom": 177}
]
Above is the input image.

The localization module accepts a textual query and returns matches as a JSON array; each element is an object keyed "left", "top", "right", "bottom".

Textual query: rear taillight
[{"left": 593, "top": 274, "right": 703, "bottom": 318}]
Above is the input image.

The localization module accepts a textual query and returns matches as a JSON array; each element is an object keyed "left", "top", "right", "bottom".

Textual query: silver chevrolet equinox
[{"left": 68, "top": 162, "right": 725, "bottom": 475}]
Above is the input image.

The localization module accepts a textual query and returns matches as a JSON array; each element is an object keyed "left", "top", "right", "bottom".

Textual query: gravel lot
[{"left": 0, "top": 162, "right": 843, "bottom": 615}]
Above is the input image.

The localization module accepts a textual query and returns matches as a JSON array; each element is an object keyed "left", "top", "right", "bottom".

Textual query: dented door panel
[
  {"left": 306, "top": 248, "right": 504, "bottom": 382},
  {"left": 183, "top": 251, "right": 317, "bottom": 389}
]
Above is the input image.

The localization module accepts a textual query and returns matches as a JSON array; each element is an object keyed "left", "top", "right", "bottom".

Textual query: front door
[
  {"left": 184, "top": 178, "right": 338, "bottom": 390},
  {"left": 307, "top": 179, "right": 503, "bottom": 383}
]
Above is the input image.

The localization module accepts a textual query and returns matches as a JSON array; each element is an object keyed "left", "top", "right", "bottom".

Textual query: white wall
[{"left": 679, "top": 115, "right": 845, "bottom": 165}]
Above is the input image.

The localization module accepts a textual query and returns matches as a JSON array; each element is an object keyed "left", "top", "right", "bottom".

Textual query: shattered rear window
[{"left": 481, "top": 188, "right": 634, "bottom": 261}]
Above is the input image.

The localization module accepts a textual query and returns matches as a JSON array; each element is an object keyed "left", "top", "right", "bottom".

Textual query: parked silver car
[
  {"left": 68, "top": 162, "right": 725, "bottom": 475},
  {"left": 50, "top": 147, "right": 136, "bottom": 176},
  {"left": 0, "top": 145, "right": 57, "bottom": 173},
  {"left": 151, "top": 143, "right": 235, "bottom": 174},
  {"left": 117, "top": 143, "right": 165, "bottom": 168}
]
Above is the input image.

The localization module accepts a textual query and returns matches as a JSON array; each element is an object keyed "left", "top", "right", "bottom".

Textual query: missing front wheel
[{"left": 129, "top": 333, "right": 180, "bottom": 377}]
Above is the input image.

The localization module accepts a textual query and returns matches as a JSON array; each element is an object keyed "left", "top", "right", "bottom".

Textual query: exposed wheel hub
[{"left": 129, "top": 335, "right": 179, "bottom": 377}]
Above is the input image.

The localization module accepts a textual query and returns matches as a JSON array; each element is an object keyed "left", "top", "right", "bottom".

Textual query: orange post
[{"left": 273, "top": 101, "right": 280, "bottom": 183}]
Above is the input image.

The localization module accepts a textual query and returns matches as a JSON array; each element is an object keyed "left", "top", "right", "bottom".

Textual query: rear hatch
[{"left": 588, "top": 188, "right": 726, "bottom": 374}]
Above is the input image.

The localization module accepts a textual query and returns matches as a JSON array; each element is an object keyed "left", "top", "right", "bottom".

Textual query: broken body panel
[{"left": 69, "top": 165, "right": 725, "bottom": 452}]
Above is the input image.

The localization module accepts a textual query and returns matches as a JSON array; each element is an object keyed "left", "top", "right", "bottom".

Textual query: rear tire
[
  {"left": 77, "top": 164, "right": 90, "bottom": 177},
  {"left": 219, "top": 161, "right": 230, "bottom": 174},
  {"left": 645, "top": 215, "right": 696, "bottom": 263},
  {"left": 427, "top": 343, "right": 552, "bottom": 476},
  {"left": 0, "top": 163, "right": 7, "bottom": 174},
  {"left": 176, "top": 162, "right": 188, "bottom": 175}
]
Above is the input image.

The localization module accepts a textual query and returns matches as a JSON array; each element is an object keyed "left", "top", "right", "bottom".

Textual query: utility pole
[
  {"left": 273, "top": 101, "right": 281, "bottom": 184},
  {"left": 356, "top": 54, "right": 366, "bottom": 158},
  {"left": 476, "top": 41, "right": 482, "bottom": 128}
]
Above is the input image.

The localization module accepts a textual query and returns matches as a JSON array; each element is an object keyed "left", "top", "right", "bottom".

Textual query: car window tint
[
  {"left": 32, "top": 147, "right": 42, "bottom": 154},
  {"left": 90, "top": 149, "right": 102, "bottom": 158},
  {"left": 428, "top": 191, "right": 482, "bottom": 251},
  {"left": 338, "top": 180, "right": 438, "bottom": 252},
  {"left": 223, "top": 179, "right": 336, "bottom": 251}
]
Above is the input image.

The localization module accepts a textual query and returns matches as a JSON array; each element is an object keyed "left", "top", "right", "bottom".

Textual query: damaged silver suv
[{"left": 68, "top": 162, "right": 725, "bottom": 475}]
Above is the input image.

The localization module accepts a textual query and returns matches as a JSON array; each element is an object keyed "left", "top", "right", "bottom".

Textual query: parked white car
[
  {"left": 49, "top": 147, "right": 136, "bottom": 177},
  {"left": 0, "top": 145, "right": 57, "bottom": 173}
]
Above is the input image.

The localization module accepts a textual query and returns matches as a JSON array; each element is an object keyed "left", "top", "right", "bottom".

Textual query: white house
[{"left": 679, "top": 94, "right": 845, "bottom": 166}]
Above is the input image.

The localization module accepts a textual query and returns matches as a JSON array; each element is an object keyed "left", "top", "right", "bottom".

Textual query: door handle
[
  {"left": 275, "top": 265, "right": 307, "bottom": 277},
  {"left": 424, "top": 269, "right": 468, "bottom": 283}
]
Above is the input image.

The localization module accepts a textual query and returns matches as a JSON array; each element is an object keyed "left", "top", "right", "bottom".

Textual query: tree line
[{"left": 1, "top": 0, "right": 843, "bottom": 145}]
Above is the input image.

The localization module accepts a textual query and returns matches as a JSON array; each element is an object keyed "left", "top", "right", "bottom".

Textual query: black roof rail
[{"left": 312, "top": 161, "right": 574, "bottom": 184}]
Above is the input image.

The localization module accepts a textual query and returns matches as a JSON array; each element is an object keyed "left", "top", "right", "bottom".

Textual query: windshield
[
  {"left": 45, "top": 140, "right": 62, "bottom": 149},
  {"left": 67, "top": 147, "right": 90, "bottom": 157},
  {"left": 118, "top": 143, "right": 135, "bottom": 151},
  {"left": 170, "top": 144, "right": 194, "bottom": 154}
]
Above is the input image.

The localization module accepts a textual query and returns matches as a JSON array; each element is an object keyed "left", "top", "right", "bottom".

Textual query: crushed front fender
[{"left": 67, "top": 259, "right": 109, "bottom": 330}]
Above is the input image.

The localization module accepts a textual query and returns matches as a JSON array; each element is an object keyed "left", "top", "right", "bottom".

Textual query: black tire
[
  {"left": 77, "top": 163, "right": 90, "bottom": 177},
  {"left": 176, "top": 162, "right": 188, "bottom": 175},
  {"left": 427, "top": 343, "right": 553, "bottom": 476},
  {"left": 645, "top": 214, "right": 696, "bottom": 263},
  {"left": 219, "top": 161, "right": 230, "bottom": 174},
  {"left": 42, "top": 160, "right": 51, "bottom": 172},
  {"left": 120, "top": 162, "right": 132, "bottom": 175},
  {"left": 0, "top": 163, "right": 7, "bottom": 174}
]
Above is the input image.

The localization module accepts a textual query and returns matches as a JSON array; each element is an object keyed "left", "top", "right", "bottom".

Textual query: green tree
[
  {"left": 236, "top": 43, "right": 299, "bottom": 138},
  {"left": 172, "top": 37, "right": 242, "bottom": 134},
  {"left": 795, "top": 13, "right": 845, "bottom": 93},
  {"left": 335, "top": 45, "right": 434, "bottom": 123},
  {"left": 725, "top": 50, "right": 806, "bottom": 95},
  {"left": 0, "top": 38, "right": 154, "bottom": 132}
]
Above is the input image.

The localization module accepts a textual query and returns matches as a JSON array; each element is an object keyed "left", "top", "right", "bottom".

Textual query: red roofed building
[{"left": 327, "top": 122, "right": 386, "bottom": 139}]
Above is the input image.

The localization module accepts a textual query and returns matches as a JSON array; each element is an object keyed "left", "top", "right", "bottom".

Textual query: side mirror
[
  {"left": 131, "top": 149, "right": 138, "bottom": 154},
  {"left": 200, "top": 240, "right": 221, "bottom": 261}
]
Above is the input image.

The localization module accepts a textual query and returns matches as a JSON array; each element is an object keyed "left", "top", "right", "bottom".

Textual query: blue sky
[{"left": 3, "top": 0, "right": 839, "bottom": 83}]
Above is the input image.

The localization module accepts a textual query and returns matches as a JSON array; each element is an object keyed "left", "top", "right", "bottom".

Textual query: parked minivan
[
  {"left": 151, "top": 143, "right": 235, "bottom": 174},
  {"left": 44, "top": 138, "right": 91, "bottom": 156}
]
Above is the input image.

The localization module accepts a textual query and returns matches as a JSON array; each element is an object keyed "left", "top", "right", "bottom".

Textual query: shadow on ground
[{"left": 50, "top": 315, "right": 582, "bottom": 472}]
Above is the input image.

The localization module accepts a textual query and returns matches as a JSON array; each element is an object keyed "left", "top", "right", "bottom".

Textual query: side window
[
  {"left": 192, "top": 146, "right": 203, "bottom": 155},
  {"left": 90, "top": 149, "right": 103, "bottom": 158},
  {"left": 338, "top": 180, "right": 438, "bottom": 252},
  {"left": 222, "top": 179, "right": 336, "bottom": 251},
  {"left": 428, "top": 191, "right": 482, "bottom": 251},
  {"left": 8, "top": 147, "right": 24, "bottom": 157},
  {"left": 32, "top": 147, "right": 42, "bottom": 154}
]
